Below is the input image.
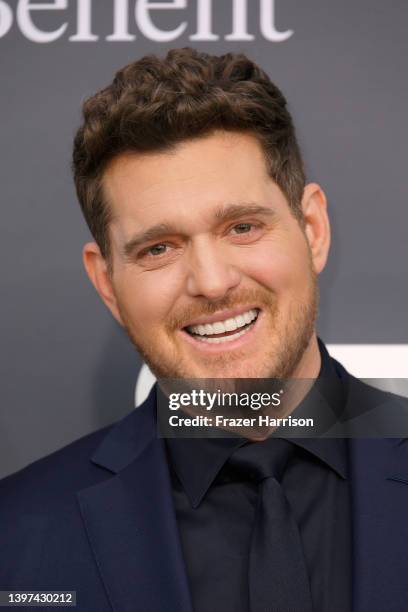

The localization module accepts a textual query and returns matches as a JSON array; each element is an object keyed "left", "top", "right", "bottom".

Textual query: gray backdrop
[{"left": 1, "top": 0, "right": 407, "bottom": 479}]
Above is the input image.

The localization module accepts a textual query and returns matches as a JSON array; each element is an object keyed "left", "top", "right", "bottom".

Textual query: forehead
[{"left": 102, "top": 131, "right": 285, "bottom": 230}]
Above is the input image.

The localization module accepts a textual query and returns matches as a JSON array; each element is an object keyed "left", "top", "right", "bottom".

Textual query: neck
[{"left": 291, "top": 333, "right": 322, "bottom": 379}]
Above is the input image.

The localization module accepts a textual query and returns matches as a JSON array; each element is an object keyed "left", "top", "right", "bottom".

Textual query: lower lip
[{"left": 180, "top": 311, "right": 263, "bottom": 353}]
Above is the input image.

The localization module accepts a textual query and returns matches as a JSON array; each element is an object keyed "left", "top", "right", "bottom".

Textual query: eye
[
  {"left": 146, "top": 243, "right": 168, "bottom": 256},
  {"left": 231, "top": 222, "right": 254, "bottom": 234}
]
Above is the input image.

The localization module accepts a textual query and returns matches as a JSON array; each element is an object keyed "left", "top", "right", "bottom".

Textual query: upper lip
[{"left": 183, "top": 306, "right": 260, "bottom": 328}]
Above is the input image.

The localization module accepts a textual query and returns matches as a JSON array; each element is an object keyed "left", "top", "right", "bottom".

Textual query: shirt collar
[
  {"left": 165, "top": 435, "right": 245, "bottom": 508},
  {"left": 165, "top": 339, "right": 348, "bottom": 508}
]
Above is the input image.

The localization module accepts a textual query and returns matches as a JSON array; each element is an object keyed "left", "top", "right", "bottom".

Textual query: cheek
[
  {"left": 115, "top": 269, "right": 183, "bottom": 328},
  {"left": 238, "top": 237, "right": 310, "bottom": 292}
]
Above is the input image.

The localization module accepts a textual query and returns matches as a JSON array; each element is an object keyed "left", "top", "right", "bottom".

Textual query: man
[{"left": 1, "top": 48, "right": 408, "bottom": 612}]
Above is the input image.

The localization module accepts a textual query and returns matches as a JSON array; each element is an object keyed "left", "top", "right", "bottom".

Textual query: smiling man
[
  {"left": 1, "top": 48, "right": 408, "bottom": 612},
  {"left": 83, "top": 130, "right": 325, "bottom": 381}
]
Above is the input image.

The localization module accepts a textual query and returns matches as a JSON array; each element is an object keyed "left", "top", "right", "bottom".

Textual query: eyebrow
[
  {"left": 214, "top": 203, "right": 277, "bottom": 222},
  {"left": 122, "top": 203, "right": 277, "bottom": 257}
]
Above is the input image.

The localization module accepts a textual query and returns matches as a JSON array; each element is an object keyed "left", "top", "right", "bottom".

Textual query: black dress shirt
[{"left": 165, "top": 342, "right": 352, "bottom": 611}]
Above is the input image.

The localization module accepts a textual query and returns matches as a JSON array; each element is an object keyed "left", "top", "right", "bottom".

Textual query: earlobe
[
  {"left": 82, "top": 242, "right": 124, "bottom": 326},
  {"left": 301, "top": 183, "right": 331, "bottom": 275}
]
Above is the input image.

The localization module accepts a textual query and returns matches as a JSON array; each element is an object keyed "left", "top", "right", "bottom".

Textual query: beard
[{"left": 116, "top": 259, "right": 319, "bottom": 381}]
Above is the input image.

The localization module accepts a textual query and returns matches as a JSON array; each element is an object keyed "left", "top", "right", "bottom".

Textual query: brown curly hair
[{"left": 72, "top": 47, "right": 305, "bottom": 263}]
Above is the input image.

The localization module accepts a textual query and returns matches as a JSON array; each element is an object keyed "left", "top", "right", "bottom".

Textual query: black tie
[{"left": 228, "top": 439, "right": 313, "bottom": 612}]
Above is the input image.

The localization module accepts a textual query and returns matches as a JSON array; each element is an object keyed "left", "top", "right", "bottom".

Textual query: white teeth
[
  {"left": 235, "top": 314, "right": 245, "bottom": 328},
  {"left": 212, "top": 321, "right": 226, "bottom": 334},
  {"left": 224, "top": 318, "right": 237, "bottom": 331},
  {"left": 195, "top": 327, "right": 249, "bottom": 343},
  {"left": 187, "top": 309, "right": 258, "bottom": 337},
  {"left": 243, "top": 312, "right": 252, "bottom": 324}
]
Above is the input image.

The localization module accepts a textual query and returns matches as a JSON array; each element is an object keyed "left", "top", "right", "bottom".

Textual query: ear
[
  {"left": 82, "top": 242, "right": 124, "bottom": 326},
  {"left": 300, "top": 183, "right": 331, "bottom": 274}
]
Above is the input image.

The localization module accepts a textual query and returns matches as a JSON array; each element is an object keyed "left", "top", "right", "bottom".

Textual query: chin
[{"left": 184, "top": 357, "right": 272, "bottom": 380}]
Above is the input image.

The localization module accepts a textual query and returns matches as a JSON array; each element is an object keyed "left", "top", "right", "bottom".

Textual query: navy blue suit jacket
[{"left": 1, "top": 359, "right": 408, "bottom": 611}]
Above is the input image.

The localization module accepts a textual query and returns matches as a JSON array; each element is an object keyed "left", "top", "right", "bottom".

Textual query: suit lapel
[
  {"left": 330, "top": 362, "right": 408, "bottom": 611},
  {"left": 77, "top": 389, "right": 193, "bottom": 612},
  {"left": 350, "top": 436, "right": 408, "bottom": 612}
]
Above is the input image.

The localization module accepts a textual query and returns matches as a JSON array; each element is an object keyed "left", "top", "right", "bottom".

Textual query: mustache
[{"left": 166, "top": 288, "right": 276, "bottom": 331}]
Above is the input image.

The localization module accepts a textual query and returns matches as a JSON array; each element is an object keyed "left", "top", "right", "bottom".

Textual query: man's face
[{"left": 88, "top": 131, "right": 329, "bottom": 379}]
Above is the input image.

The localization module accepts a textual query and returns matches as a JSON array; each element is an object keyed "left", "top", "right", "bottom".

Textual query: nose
[{"left": 185, "top": 237, "right": 241, "bottom": 300}]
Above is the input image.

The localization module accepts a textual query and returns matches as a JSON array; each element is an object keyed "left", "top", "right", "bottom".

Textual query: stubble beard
[{"left": 116, "top": 266, "right": 319, "bottom": 382}]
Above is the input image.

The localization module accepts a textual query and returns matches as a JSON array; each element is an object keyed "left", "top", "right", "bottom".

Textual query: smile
[{"left": 185, "top": 309, "right": 259, "bottom": 344}]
